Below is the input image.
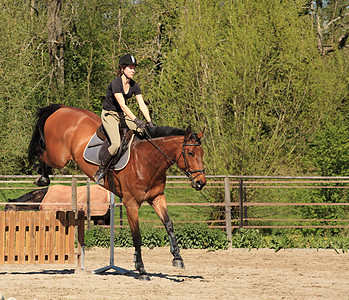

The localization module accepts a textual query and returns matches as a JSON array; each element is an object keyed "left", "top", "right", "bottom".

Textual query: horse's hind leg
[
  {"left": 33, "top": 151, "right": 52, "bottom": 187},
  {"left": 150, "top": 194, "right": 184, "bottom": 268},
  {"left": 33, "top": 162, "right": 52, "bottom": 186}
]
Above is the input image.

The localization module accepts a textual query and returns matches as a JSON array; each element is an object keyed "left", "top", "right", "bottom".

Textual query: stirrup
[
  {"left": 94, "top": 168, "right": 107, "bottom": 185},
  {"left": 96, "top": 172, "right": 106, "bottom": 184}
]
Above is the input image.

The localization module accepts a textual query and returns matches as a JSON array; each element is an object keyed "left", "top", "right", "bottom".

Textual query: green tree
[
  {"left": 155, "top": 0, "right": 347, "bottom": 177},
  {"left": 304, "top": 0, "right": 349, "bottom": 55},
  {"left": 0, "top": 1, "right": 49, "bottom": 173}
]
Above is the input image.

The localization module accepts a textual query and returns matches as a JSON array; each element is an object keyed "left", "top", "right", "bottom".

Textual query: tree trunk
[{"left": 47, "top": 0, "right": 64, "bottom": 94}]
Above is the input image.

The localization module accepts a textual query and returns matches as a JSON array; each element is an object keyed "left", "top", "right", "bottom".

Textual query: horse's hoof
[
  {"left": 33, "top": 177, "right": 50, "bottom": 187},
  {"left": 172, "top": 259, "right": 185, "bottom": 269},
  {"left": 137, "top": 274, "right": 151, "bottom": 281}
]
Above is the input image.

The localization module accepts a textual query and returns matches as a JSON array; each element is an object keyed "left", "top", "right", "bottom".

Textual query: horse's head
[{"left": 178, "top": 126, "right": 206, "bottom": 191}]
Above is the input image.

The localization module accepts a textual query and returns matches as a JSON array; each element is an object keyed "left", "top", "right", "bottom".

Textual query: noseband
[
  {"left": 177, "top": 141, "right": 205, "bottom": 181},
  {"left": 144, "top": 131, "right": 205, "bottom": 181}
]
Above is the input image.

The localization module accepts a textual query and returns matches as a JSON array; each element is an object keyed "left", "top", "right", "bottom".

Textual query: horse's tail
[{"left": 28, "top": 104, "right": 63, "bottom": 167}]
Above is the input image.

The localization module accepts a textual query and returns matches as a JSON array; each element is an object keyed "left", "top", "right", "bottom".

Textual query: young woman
[{"left": 94, "top": 54, "right": 154, "bottom": 184}]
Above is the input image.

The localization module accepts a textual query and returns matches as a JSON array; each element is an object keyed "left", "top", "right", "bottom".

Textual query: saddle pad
[{"left": 83, "top": 133, "right": 135, "bottom": 171}]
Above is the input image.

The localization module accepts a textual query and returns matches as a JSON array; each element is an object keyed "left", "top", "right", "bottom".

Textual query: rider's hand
[
  {"left": 133, "top": 117, "right": 147, "bottom": 132},
  {"left": 147, "top": 121, "right": 155, "bottom": 128}
]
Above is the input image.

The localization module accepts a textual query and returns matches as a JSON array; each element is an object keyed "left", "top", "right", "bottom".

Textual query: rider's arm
[
  {"left": 135, "top": 94, "right": 151, "bottom": 123},
  {"left": 114, "top": 93, "right": 137, "bottom": 121}
]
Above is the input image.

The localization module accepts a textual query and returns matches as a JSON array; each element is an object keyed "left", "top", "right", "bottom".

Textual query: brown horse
[{"left": 28, "top": 104, "right": 206, "bottom": 280}]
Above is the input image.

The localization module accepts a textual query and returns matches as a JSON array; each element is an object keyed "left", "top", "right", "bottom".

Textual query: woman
[{"left": 94, "top": 54, "right": 154, "bottom": 184}]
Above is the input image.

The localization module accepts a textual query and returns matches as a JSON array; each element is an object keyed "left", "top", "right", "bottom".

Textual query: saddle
[{"left": 83, "top": 125, "right": 135, "bottom": 171}]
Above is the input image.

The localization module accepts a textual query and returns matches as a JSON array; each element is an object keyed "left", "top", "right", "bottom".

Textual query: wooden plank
[
  {"left": 17, "top": 211, "right": 26, "bottom": 264},
  {"left": 76, "top": 211, "right": 85, "bottom": 270},
  {"left": 37, "top": 211, "right": 45, "bottom": 263},
  {"left": 4, "top": 212, "right": 9, "bottom": 263},
  {"left": 6, "top": 211, "right": 16, "bottom": 264},
  {"left": 0, "top": 212, "right": 5, "bottom": 264},
  {"left": 26, "top": 211, "right": 35, "bottom": 264},
  {"left": 44, "top": 212, "right": 49, "bottom": 263},
  {"left": 47, "top": 211, "right": 55, "bottom": 264},
  {"left": 66, "top": 211, "right": 75, "bottom": 264},
  {"left": 14, "top": 212, "right": 19, "bottom": 264},
  {"left": 56, "top": 211, "right": 65, "bottom": 264}
]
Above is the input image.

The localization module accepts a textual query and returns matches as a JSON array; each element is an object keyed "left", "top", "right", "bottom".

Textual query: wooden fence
[
  {"left": 0, "top": 175, "right": 348, "bottom": 243},
  {"left": 0, "top": 210, "right": 84, "bottom": 268}
]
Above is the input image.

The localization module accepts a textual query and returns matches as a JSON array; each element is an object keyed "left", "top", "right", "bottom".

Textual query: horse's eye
[{"left": 188, "top": 152, "right": 194, "bottom": 157}]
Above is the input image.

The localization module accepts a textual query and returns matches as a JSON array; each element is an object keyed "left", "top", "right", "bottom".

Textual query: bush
[
  {"left": 175, "top": 224, "right": 229, "bottom": 250},
  {"left": 84, "top": 224, "right": 229, "bottom": 250},
  {"left": 231, "top": 229, "right": 264, "bottom": 249},
  {"left": 85, "top": 226, "right": 110, "bottom": 248},
  {"left": 84, "top": 225, "right": 349, "bottom": 253}
]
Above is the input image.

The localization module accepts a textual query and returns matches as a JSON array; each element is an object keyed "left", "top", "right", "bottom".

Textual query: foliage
[
  {"left": 84, "top": 224, "right": 229, "bottom": 250},
  {"left": 174, "top": 224, "right": 229, "bottom": 250},
  {"left": 84, "top": 226, "right": 111, "bottom": 248},
  {"left": 299, "top": 112, "right": 349, "bottom": 231},
  {"left": 308, "top": 113, "right": 349, "bottom": 177},
  {"left": 84, "top": 225, "right": 349, "bottom": 253},
  {"left": 229, "top": 228, "right": 349, "bottom": 253},
  {"left": 230, "top": 228, "right": 265, "bottom": 249}
]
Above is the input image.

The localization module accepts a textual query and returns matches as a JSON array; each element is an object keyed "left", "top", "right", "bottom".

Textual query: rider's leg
[
  {"left": 93, "top": 148, "right": 113, "bottom": 184},
  {"left": 93, "top": 110, "right": 121, "bottom": 184},
  {"left": 103, "top": 110, "right": 122, "bottom": 155}
]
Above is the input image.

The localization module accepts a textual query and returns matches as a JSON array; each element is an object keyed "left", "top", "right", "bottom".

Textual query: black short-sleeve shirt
[{"left": 103, "top": 76, "right": 142, "bottom": 112}]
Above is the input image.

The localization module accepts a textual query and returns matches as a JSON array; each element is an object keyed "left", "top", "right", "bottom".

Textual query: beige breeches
[{"left": 101, "top": 110, "right": 138, "bottom": 155}]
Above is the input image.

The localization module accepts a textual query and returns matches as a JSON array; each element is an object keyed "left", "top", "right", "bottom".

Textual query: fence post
[
  {"left": 224, "top": 176, "right": 232, "bottom": 245},
  {"left": 71, "top": 176, "right": 77, "bottom": 217},
  {"left": 86, "top": 177, "right": 91, "bottom": 230},
  {"left": 239, "top": 179, "right": 244, "bottom": 229},
  {"left": 243, "top": 185, "right": 248, "bottom": 226},
  {"left": 76, "top": 210, "right": 85, "bottom": 271},
  {"left": 119, "top": 197, "right": 123, "bottom": 228}
]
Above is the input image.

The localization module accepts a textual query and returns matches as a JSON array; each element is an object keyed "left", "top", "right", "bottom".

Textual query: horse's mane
[
  {"left": 139, "top": 126, "right": 201, "bottom": 144},
  {"left": 145, "top": 126, "right": 186, "bottom": 139}
]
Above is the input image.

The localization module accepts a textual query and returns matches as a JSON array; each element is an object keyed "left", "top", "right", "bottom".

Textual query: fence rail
[{"left": 0, "top": 175, "right": 348, "bottom": 242}]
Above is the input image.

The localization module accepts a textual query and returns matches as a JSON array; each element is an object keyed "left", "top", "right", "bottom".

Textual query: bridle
[
  {"left": 177, "top": 140, "right": 205, "bottom": 181},
  {"left": 144, "top": 130, "right": 205, "bottom": 181}
]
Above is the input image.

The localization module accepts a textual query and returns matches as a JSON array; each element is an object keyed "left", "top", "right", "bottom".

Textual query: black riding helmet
[{"left": 119, "top": 54, "right": 138, "bottom": 66}]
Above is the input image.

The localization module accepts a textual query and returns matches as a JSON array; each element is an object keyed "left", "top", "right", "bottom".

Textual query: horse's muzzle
[{"left": 192, "top": 179, "right": 206, "bottom": 191}]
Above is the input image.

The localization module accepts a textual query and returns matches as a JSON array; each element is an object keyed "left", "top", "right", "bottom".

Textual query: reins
[{"left": 143, "top": 129, "right": 205, "bottom": 181}]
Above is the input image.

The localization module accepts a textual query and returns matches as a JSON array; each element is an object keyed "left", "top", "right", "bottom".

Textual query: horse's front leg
[
  {"left": 124, "top": 202, "right": 150, "bottom": 281},
  {"left": 149, "top": 194, "right": 185, "bottom": 268}
]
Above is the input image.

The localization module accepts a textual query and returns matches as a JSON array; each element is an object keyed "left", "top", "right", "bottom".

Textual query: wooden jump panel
[{"left": 0, "top": 211, "right": 82, "bottom": 265}]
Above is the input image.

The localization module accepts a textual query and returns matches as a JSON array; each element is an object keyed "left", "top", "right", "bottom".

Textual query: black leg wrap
[
  {"left": 164, "top": 220, "right": 185, "bottom": 268},
  {"left": 34, "top": 175, "right": 50, "bottom": 187},
  {"left": 134, "top": 251, "right": 150, "bottom": 280}
]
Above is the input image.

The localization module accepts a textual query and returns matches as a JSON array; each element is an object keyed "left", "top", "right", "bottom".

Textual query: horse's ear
[
  {"left": 197, "top": 127, "right": 205, "bottom": 139},
  {"left": 184, "top": 126, "right": 192, "bottom": 141}
]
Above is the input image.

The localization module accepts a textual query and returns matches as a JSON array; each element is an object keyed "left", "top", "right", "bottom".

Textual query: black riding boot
[{"left": 93, "top": 150, "right": 114, "bottom": 185}]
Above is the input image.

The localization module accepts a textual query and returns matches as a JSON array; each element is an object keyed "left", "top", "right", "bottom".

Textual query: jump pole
[{"left": 93, "top": 192, "right": 128, "bottom": 275}]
